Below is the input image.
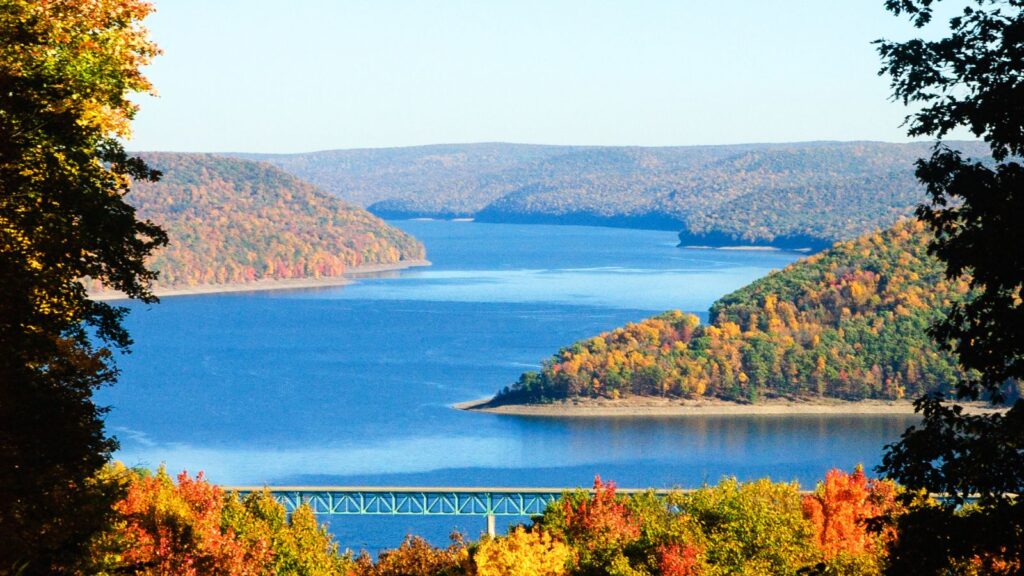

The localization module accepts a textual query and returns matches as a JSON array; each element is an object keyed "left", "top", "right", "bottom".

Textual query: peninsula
[
  {"left": 468, "top": 219, "right": 1018, "bottom": 413},
  {"left": 457, "top": 396, "right": 1007, "bottom": 417}
]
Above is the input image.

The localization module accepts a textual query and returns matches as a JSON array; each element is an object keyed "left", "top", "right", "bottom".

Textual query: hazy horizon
[
  {"left": 135, "top": 137, "right": 985, "bottom": 157},
  {"left": 130, "top": 1, "right": 974, "bottom": 154}
]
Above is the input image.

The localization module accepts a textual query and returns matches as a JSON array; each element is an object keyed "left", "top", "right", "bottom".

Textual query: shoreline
[
  {"left": 680, "top": 245, "right": 783, "bottom": 252},
  {"left": 454, "top": 396, "right": 1008, "bottom": 417},
  {"left": 91, "top": 259, "right": 431, "bottom": 301},
  {"left": 679, "top": 245, "right": 813, "bottom": 253}
]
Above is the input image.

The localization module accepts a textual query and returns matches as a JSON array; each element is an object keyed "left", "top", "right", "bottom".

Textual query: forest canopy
[
  {"left": 115, "top": 153, "right": 426, "bottom": 290},
  {"left": 495, "top": 219, "right": 989, "bottom": 404},
  {"left": 241, "top": 141, "right": 991, "bottom": 248}
]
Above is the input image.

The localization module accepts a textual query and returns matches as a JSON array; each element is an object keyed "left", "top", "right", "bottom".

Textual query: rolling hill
[
  {"left": 122, "top": 153, "right": 425, "bottom": 289},
  {"left": 236, "top": 141, "right": 990, "bottom": 249},
  {"left": 491, "top": 219, "right": 977, "bottom": 405}
]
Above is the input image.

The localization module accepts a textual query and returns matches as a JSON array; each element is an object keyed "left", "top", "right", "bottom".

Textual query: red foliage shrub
[
  {"left": 657, "top": 542, "right": 703, "bottom": 576},
  {"left": 560, "top": 476, "right": 641, "bottom": 549}
]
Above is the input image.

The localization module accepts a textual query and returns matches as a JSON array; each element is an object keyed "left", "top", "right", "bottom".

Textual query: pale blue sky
[{"left": 129, "top": 1, "right": 953, "bottom": 153}]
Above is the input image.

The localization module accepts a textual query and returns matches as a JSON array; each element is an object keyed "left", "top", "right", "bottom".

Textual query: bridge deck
[
  {"left": 225, "top": 485, "right": 683, "bottom": 495},
  {"left": 223, "top": 486, "right": 686, "bottom": 518}
]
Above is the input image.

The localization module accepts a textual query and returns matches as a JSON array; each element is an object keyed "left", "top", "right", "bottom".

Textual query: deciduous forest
[
  {"left": 241, "top": 141, "right": 991, "bottom": 248},
  {"left": 495, "top": 219, "right": 989, "bottom": 404},
  {"left": 122, "top": 153, "right": 426, "bottom": 289},
  {"left": 6, "top": 0, "right": 1021, "bottom": 572}
]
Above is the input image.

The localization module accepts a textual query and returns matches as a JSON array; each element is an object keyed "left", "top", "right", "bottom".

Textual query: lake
[{"left": 100, "top": 220, "right": 918, "bottom": 550}]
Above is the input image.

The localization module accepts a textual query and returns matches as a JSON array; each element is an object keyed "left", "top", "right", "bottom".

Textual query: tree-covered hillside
[
  {"left": 125, "top": 154, "right": 425, "bottom": 288},
  {"left": 238, "top": 141, "right": 990, "bottom": 248},
  {"left": 237, "top": 143, "right": 577, "bottom": 216},
  {"left": 494, "top": 220, "right": 977, "bottom": 404}
]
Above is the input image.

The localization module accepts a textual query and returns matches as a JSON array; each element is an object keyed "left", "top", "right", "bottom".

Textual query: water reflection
[
  {"left": 495, "top": 415, "right": 919, "bottom": 486},
  {"left": 112, "top": 414, "right": 918, "bottom": 489}
]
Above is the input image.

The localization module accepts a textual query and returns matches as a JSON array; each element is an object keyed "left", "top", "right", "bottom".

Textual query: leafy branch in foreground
[
  {"left": 875, "top": 0, "right": 1024, "bottom": 573},
  {"left": 0, "top": 1, "right": 165, "bottom": 573}
]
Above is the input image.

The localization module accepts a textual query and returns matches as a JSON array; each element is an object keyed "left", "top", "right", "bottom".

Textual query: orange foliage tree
[
  {"left": 344, "top": 473, "right": 916, "bottom": 575},
  {"left": 535, "top": 476, "right": 711, "bottom": 575},
  {"left": 802, "top": 466, "right": 900, "bottom": 572},
  {"left": 92, "top": 467, "right": 270, "bottom": 576},
  {"left": 0, "top": 0, "right": 167, "bottom": 572},
  {"left": 86, "top": 466, "right": 353, "bottom": 576}
]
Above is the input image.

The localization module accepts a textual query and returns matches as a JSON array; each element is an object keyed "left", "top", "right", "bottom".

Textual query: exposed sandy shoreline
[
  {"left": 454, "top": 395, "right": 1008, "bottom": 417},
  {"left": 91, "top": 259, "right": 431, "bottom": 301}
]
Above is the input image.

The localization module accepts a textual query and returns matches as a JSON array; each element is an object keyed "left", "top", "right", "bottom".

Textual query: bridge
[
  {"left": 225, "top": 485, "right": 974, "bottom": 537},
  {"left": 224, "top": 485, "right": 681, "bottom": 536}
]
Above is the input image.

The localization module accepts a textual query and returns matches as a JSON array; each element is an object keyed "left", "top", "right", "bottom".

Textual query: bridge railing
[
  {"left": 223, "top": 485, "right": 987, "bottom": 538},
  {"left": 223, "top": 486, "right": 685, "bottom": 536}
]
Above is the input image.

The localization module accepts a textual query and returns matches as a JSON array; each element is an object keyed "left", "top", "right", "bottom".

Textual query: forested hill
[
  {"left": 236, "top": 141, "right": 989, "bottom": 249},
  {"left": 492, "top": 219, "right": 974, "bottom": 405},
  {"left": 124, "top": 153, "right": 425, "bottom": 288}
]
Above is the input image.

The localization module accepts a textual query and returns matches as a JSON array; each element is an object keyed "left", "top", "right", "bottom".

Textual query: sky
[{"left": 129, "top": 1, "right": 960, "bottom": 154}]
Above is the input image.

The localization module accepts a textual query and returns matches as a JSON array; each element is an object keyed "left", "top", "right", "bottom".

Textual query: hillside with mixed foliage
[
  {"left": 238, "top": 141, "right": 989, "bottom": 248},
  {"left": 125, "top": 153, "right": 425, "bottom": 288},
  {"left": 236, "top": 143, "right": 572, "bottom": 216},
  {"left": 494, "top": 220, "right": 973, "bottom": 404}
]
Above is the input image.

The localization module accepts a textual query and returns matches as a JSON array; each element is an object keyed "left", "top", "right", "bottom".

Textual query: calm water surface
[{"left": 100, "top": 221, "right": 917, "bottom": 549}]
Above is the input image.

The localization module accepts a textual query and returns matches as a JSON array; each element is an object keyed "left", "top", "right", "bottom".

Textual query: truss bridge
[{"left": 224, "top": 485, "right": 679, "bottom": 536}]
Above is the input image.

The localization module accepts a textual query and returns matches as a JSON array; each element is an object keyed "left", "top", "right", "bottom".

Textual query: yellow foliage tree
[{"left": 473, "top": 527, "right": 570, "bottom": 576}]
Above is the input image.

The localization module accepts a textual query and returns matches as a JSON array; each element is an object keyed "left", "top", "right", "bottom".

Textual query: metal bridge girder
[
  {"left": 234, "top": 488, "right": 573, "bottom": 517},
  {"left": 228, "top": 486, "right": 772, "bottom": 520}
]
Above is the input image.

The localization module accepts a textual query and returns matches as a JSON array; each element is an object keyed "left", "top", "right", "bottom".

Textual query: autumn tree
[
  {"left": 801, "top": 467, "right": 900, "bottom": 574},
  {"left": 546, "top": 476, "right": 642, "bottom": 574},
  {"left": 83, "top": 467, "right": 353, "bottom": 576},
  {"left": 0, "top": 1, "right": 166, "bottom": 573},
  {"left": 473, "top": 527, "right": 570, "bottom": 576},
  {"left": 684, "top": 478, "right": 816, "bottom": 575},
  {"left": 535, "top": 477, "right": 710, "bottom": 576},
  {"left": 350, "top": 534, "right": 469, "bottom": 576},
  {"left": 875, "top": 0, "right": 1024, "bottom": 573},
  {"left": 220, "top": 489, "right": 353, "bottom": 576},
  {"left": 87, "top": 467, "right": 272, "bottom": 576}
]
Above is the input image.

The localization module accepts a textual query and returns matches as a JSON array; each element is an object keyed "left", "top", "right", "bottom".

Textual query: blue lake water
[{"left": 99, "top": 221, "right": 918, "bottom": 551}]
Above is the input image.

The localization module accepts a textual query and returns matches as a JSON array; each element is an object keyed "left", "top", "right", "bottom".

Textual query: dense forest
[
  {"left": 123, "top": 154, "right": 425, "bottom": 288},
  {"left": 239, "top": 141, "right": 989, "bottom": 248},
  {"left": 494, "top": 219, "right": 977, "bottom": 404}
]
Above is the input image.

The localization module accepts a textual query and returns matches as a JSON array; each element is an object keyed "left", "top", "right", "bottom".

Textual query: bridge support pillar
[{"left": 486, "top": 514, "right": 496, "bottom": 538}]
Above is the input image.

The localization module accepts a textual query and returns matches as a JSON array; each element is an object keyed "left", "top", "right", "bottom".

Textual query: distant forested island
[
  {"left": 117, "top": 154, "right": 425, "bottom": 290},
  {"left": 236, "top": 141, "right": 989, "bottom": 249},
  {"left": 489, "top": 219, "right": 990, "bottom": 406}
]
